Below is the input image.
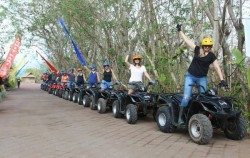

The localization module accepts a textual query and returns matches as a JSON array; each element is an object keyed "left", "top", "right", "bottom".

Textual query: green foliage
[{"left": 232, "top": 48, "right": 244, "bottom": 66}]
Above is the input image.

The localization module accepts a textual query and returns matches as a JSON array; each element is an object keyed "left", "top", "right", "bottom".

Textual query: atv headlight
[
  {"left": 219, "top": 100, "right": 228, "bottom": 107},
  {"left": 144, "top": 95, "right": 151, "bottom": 100}
]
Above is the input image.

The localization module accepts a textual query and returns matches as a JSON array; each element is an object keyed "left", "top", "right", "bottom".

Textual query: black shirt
[
  {"left": 188, "top": 46, "right": 217, "bottom": 77},
  {"left": 103, "top": 70, "right": 112, "bottom": 82}
]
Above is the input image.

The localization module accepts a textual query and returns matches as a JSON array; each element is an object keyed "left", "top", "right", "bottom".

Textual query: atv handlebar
[{"left": 189, "top": 83, "right": 229, "bottom": 95}]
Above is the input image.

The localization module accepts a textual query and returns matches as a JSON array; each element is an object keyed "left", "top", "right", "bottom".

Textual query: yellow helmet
[
  {"left": 201, "top": 38, "right": 213, "bottom": 46},
  {"left": 77, "top": 67, "right": 83, "bottom": 71}
]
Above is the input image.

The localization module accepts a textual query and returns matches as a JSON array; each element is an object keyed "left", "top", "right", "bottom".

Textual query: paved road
[{"left": 0, "top": 83, "right": 249, "bottom": 158}]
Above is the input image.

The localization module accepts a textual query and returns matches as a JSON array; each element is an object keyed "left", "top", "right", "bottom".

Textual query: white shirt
[{"left": 129, "top": 64, "right": 146, "bottom": 82}]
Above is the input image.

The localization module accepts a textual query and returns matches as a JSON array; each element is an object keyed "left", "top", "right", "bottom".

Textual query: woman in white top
[{"left": 125, "top": 54, "right": 153, "bottom": 94}]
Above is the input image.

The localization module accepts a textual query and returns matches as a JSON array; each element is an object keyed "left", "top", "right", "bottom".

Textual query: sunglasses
[
  {"left": 134, "top": 58, "right": 141, "bottom": 60},
  {"left": 203, "top": 45, "right": 212, "bottom": 48}
]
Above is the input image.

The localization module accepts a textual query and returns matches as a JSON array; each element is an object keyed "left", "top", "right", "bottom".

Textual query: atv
[
  {"left": 81, "top": 83, "right": 100, "bottom": 108},
  {"left": 72, "top": 84, "right": 85, "bottom": 103},
  {"left": 62, "top": 84, "right": 71, "bottom": 100},
  {"left": 112, "top": 81, "right": 157, "bottom": 124},
  {"left": 67, "top": 82, "right": 77, "bottom": 101},
  {"left": 156, "top": 84, "right": 247, "bottom": 145},
  {"left": 58, "top": 83, "right": 67, "bottom": 98},
  {"left": 96, "top": 83, "right": 125, "bottom": 114},
  {"left": 47, "top": 81, "right": 57, "bottom": 94}
]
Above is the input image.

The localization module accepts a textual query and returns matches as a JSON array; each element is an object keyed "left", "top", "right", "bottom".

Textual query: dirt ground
[{"left": 0, "top": 83, "right": 250, "bottom": 158}]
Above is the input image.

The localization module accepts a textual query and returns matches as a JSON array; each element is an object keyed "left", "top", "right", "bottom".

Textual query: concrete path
[{"left": 0, "top": 83, "right": 249, "bottom": 158}]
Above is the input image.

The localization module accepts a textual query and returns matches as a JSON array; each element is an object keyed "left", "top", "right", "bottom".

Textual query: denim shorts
[
  {"left": 127, "top": 81, "right": 144, "bottom": 90},
  {"left": 101, "top": 80, "right": 113, "bottom": 89}
]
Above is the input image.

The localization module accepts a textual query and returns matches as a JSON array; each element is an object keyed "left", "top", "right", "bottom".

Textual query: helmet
[
  {"left": 89, "top": 64, "right": 95, "bottom": 69},
  {"left": 103, "top": 61, "right": 109, "bottom": 66},
  {"left": 201, "top": 38, "right": 213, "bottom": 46},
  {"left": 132, "top": 55, "right": 142, "bottom": 60},
  {"left": 77, "top": 67, "right": 83, "bottom": 71}
]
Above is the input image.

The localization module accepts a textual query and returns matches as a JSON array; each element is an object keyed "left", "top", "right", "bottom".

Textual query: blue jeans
[
  {"left": 180, "top": 72, "right": 207, "bottom": 107},
  {"left": 101, "top": 80, "right": 113, "bottom": 89},
  {"left": 67, "top": 81, "right": 75, "bottom": 88}
]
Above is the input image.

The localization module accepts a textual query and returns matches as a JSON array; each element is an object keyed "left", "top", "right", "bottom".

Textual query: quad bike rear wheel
[
  {"left": 58, "top": 90, "right": 63, "bottom": 98},
  {"left": 68, "top": 92, "right": 73, "bottom": 101},
  {"left": 125, "top": 104, "right": 137, "bottom": 124},
  {"left": 54, "top": 89, "right": 59, "bottom": 96},
  {"left": 83, "top": 95, "right": 90, "bottom": 107},
  {"left": 188, "top": 114, "right": 213, "bottom": 145},
  {"left": 224, "top": 115, "right": 247, "bottom": 140},
  {"left": 112, "top": 100, "right": 122, "bottom": 118},
  {"left": 72, "top": 93, "right": 78, "bottom": 103},
  {"left": 97, "top": 98, "right": 106, "bottom": 113},
  {"left": 48, "top": 88, "right": 53, "bottom": 94},
  {"left": 90, "top": 95, "right": 97, "bottom": 110},
  {"left": 64, "top": 91, "right": 69, "bottom": 100},
  {"left": 78, "top": 94, "right": 83, "bottom": 105},
  {"left": 156, "top": 106, "right": 176, "bottom": 133}
]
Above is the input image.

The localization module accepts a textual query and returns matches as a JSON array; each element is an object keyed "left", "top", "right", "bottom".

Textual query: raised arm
[
  {"left": 84, "top": 65, "right": 91, "bottom": 73},
  {"left": 125, "top": 54, "right": 131, "bottom": 67},
  {"left": 177, "top": 24, "right": 196, "bottom": 50}
]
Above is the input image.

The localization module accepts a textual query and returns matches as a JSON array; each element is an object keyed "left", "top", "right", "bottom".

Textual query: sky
[{"left": 242, "top": 1, "right": 250, "bottom": 57}]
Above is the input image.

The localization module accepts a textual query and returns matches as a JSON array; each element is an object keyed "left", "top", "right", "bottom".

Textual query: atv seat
[{"left": 173, "top": 94, "right": 184, "bottom": 102}]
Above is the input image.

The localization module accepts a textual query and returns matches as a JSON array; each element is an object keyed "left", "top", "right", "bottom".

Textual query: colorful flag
[
  {"left": 58, "top": 17, "right": 86, "bottom": 66},
  {"left": 9, "top": 56, "right": 25, "bottom": 77},
  {"left": 15, "top": 61, "right": 28, "bottom": 77},
  {"left": 0, "top": 36, "right": 21, "bottom": 78},
  {"left": 36, "top": 51, "right": 58, "bottom": 73}
]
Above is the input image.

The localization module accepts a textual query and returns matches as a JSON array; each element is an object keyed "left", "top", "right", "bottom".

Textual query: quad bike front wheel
[
  {"left": 64, "top": 91, "right": 69, "bottom": 100},
  {"left": 224, "top": 115, "right": 247, "bottom": 140},
  {"left": 188, "top": 114, "right": 213, "bottom": 145},
  {"left": 97, "top": 98, "right": 107, "bottom": 113},
  {"left": 112, "top": 100, "right": 122, "bottom": 118},
  {"left": 156, "top": 106, "right": 176, "bottom": 133},
  {"left": 125, "top": 104, "right": 137, "bottom": 124}
]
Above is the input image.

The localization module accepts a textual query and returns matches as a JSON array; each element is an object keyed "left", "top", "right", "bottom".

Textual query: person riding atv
[{"left": 176, "top": 24, "right": 227, "bottom": 125}]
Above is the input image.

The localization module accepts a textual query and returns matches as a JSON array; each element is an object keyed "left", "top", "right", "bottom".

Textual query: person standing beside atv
[
  {"left": 76, "top": 67, "right": 86, "bottom": 86},
  {"left": 86, "top": 64, "right": 100, "bottom": 86},
  {"left": 101, "top": 61, "right": 119, "bottom": 90},
  {"left": 177, "top": 24, "right": 228, "bottom": 124},
  {"left": 125, "top": 53, "right": 154, "bottom": 94}
]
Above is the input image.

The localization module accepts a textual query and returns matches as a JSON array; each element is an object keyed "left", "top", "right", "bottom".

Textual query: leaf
[{"left": 232, "top": 48, "right": 244, "bottom": 65}]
